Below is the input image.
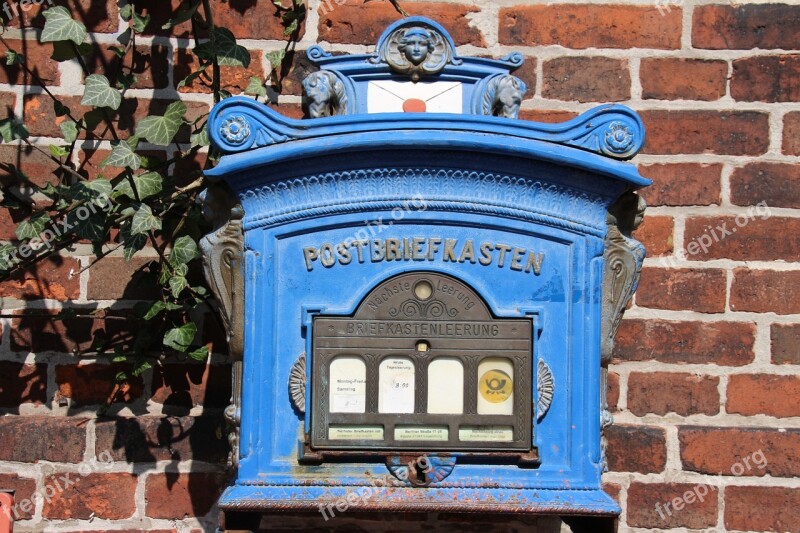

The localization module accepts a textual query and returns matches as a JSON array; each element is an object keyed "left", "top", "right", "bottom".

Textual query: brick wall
[{"left": 0, "top": 1, "right": 797, "bottom": 531}]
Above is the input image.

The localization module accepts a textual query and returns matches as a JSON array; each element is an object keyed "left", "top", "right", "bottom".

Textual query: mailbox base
[{"left": 217, "top": 485, "right": 620, "bottom": 516}]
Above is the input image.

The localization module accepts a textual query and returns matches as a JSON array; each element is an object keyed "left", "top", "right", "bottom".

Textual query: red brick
[
  {"left": 175, "top": 49, "right": 264, "bottom": 94},
  {"left": 684, "top": 216, "right": 796, "bottom": 262},
  {"left": 78, "top": 148, "right": 167, "bottom": 181},
  {"left": 628, "top": 372, "right": 720, "bottom": 416},
  {"left": 640, "top": 110, "right": 769, "bottom": 156},
  {"left": 641, "top": 58, "right": 727, "bottom": 101},
  {"left": 727, "top": 374, "right": 800, "bottom": 418},
  {"left": 731, "top": 269, "right": 800, "bottom": 315},
  {"left": 731, "top": 163, "right": 800, "bottom": 208},
  {"left": 0, "top": 255, "right": 80, "bottom": 301},
  {"left": 772, "top": 324, "right": 800, "bottom": 365},
  {"left": 607, "top": 371, "right": 619, "bottom": 413},
  {"left": 23, "top": 94, "right": 209, "bottom": 142},
  {"left": 636, "top": 267, "right": 726, "bottom": 313},
  {"left": 136, "top": 0, "right": 295, "bottom": 40},
  {"left": 42, "top": 473, "right": 137, "bottom": 520},
  {"left": 606, "top": 424, "right": 666, "bottom": 473},
  {"left": 0, "top": 206, "right": 32, "bottom": 240},
  {"left": 86, "top": 256, "right": 160, "bottom": 300},
  {"left": 10, "top": 309, "right": 137, "bottom": 354},
  {"left": 0, "top": 38, "right": 59, "bottom": 85},
  {"left": 499, "top": 5, "right": 681, "bottom": 49},
  {"left": 0, "top": 361, "right": 47, "bottom": 407},
  {"left": 0, "top": 416, "right": 86, "bottom": 462},
  {"left": 639, "top": 163, "right": 722, "bottom": 207},
  {"left": 518, "top": 110, "right": 579, "bottom": 124},
  {"left": 56, "top": 364, "right": 144, "bottom": 406},
  {"left": 4, "top": 0, "right": 119, "bottom": 32},
  {"left": 785, "top": 112, "right": 800, "bottom": 156},
  {"left": 724, "top": 486, "right": 800, "bottom": 532},
  {"left": 0, "top": 474, "right": 36, "bottom": 520},
  {"left": 627, "top": 482, "right": 718, "bottom": 529},
  {"left": 693, "top": 5, "right": 800, "bottom": 50},
  {"left": 613, "top": 319, "right": 755, "bottom": 366},
  {"left": 603, "top": 482, "right": 621, "bottom": 505},
  {"left": 85, "top": 44, "right": 170, "bottom": 90},
  {"left": 681, "top": 427, "right": 800, "bottom": 477},
  {"left": 732, "top": 55, "right": 800, "bottom": 102},
  {"left": 319, "top": 1, "right": 484, "bottom": 46},
  {"left": 542, "top": 57, "right": 630, "bottom": 103},
  {"left": 95, "top": 415, "right": 229, "bottom": 463},
  {"left": 150, "top": 363, "right": 232, "bottom": 409},
  {"left": 0, "top": 144, "right": 61, "bottom": 189},
  {"left": 632, "top": 215, "right": 673, "bottom": 257},
  {"left": 145, "top": 472, "right": 229, "bottom": 519}
]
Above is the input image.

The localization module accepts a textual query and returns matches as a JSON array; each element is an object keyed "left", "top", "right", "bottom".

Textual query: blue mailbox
[{"left": 201, "top": 17, "right": 650, "bottom": 523}]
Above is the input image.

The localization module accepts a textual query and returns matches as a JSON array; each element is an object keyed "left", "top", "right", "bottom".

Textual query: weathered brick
[
  {"left": 632, "top": 215, "right": 673, "bottom": 257},
  {"left": 56, "top": 364, "right": 144, "bottom": 406},
  {"left": 0, "top": 474, "right": 36, "bottom": 520},
  {"left": 150, "top": 363, "right": 232, "bottom": 409},
  {"left": 95, "top": 415, "right": 229, "bottom": 463},
  {"left": 613, "top": 319, "right": 755, "bottom": 366},
  {"left": 4, "top": 0, "right": 119, "bottom": 32},
  {"left": 680, "top": 427, "right": 800, "bottom": 477},
  {"left": 785, "top": 112, "right": 800, "bottom": 156},
  {"left": 732, "top": 55, "right": 800, "bottom": 102},
  {"left": 727, "top": 374, "right": 800, "bottom": 418},
  {"left": 724, "top": 486, "right": 800, "bottom": 532},
  {"left": 542, "top": 57, "right": 630, "bottom": 103},
  {"left": 693, "top": 4, "right": 800, "bottom": 50},
  {"left": 23, "top": 94, "right": 209, "bottom": 142},
  {"left": 731, "top": 269, "right": 800, "bottom": 315},
  {"left": 627, "top": 482, "right": 718, "bottom": 529},
  {"left": 10, "top": 309, "right": 137, "bottom": 354},
  {"left": 0, "top": 143, "right": 61, "bottom": 189},
  {"left": 772, "top": 324, "right": 800, "bottom": 365},
  {"left": 639, "top": 163, "right": 722, "bottom": 207},
  {"left": 320, "top": 1, "right": 483, "bottom": 46},
  {"left": 499, "top": 5, "right": 681, "bottom": 49},
  {"left": 85, "top": 44, "right": 170, "bottom": 90},
  {"left": 628, "top": 372, "right": 720, "bottom": 416},
  {"left": 86, "top": 256, "right": 160, "bottom": 300},
  {"left": 636, "top": 267, "right": 726, "bottom": 313},
  {"left": 0, "top": 38, "right": 59, "bottom": 85},
  {"left": 606, "top": 424, "right": 666, "bottom": 474},
  {"left": 684, "top": 216, "right": 796, "bottom": 262},
  {"left": 641, "top": 58, "right": 727, "bottom": 101},
  {"left": 518, "top": 110, "right": 579, "bottom": 124},
  {"left": 145, "top": 472, "right": 229, "bottom": 519},
  {"left": 0, "top": 256, "right": 80, "bottom": 301},
  {"left": 640, "top": 110, "right": 769, "bottom": 156},
  {"left": 0, "top": 361, "right": 47, "bottom": 407},
  {"left": 175, "top": 49, "right": 264, "bottom": 94},
  {"left": 731, "top": 162, "right": 800, "bottom": 208},
  {"left": 78, "top": 148, "right": 166, "bottom": 181},
  {"left": 42, "top": 473, "right": 137, "bottom": 520},
  {"left": 607, "top": 371, "right": 619, "bottom": 413},
  {"left": 0, "top": 416, "right": 86, "bottom": 463}
]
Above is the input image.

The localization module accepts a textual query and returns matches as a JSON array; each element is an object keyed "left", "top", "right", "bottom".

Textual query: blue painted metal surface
[{"left": 206, "top": 17, "right": 649, "bottom": 517}]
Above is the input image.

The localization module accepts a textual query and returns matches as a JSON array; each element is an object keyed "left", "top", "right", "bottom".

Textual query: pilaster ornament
[
  {"left": 302, "top": 71, "right": 350, "bottom": 118},
  {"left": 481, "top": 74, "right": 527, "bottom": 119},
  {"left": 374, "top": 21, "right": 458, "bottom": 82}
]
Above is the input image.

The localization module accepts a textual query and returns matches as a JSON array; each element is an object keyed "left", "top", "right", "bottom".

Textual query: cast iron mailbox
[{"left": 202, "top": 17, "right": 650, "bottom": 521}]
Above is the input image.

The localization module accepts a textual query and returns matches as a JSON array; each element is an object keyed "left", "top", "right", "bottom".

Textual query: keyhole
[{"left": 414, "top": 463, "right": 427, "bottom": 485}]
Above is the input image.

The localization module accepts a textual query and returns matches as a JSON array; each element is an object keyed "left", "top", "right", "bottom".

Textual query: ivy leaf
[
  {"left": 16, "top": 212, "right": 51, "bottom": 240},
  {"left": 74, "top": 212, "right": 106, "bottom": 242},
  {"left": 163, "top": 323, "right": 196, "bottom": 352},
  {"left": 169, "top": 275, "right": 188, "bottom": 298},
  {"left": 194, "top": 28, "right": 250, "bottom": 68},
  {"left": 81, "top": 74, "right": 122, "bottom": 110},
  {"left": 71, "top": 178, "right": 113, "bottom": 202},
  {"left": 108, "top": 45, "right": 126, "bottom": 58},
  {"left": 169, "top": 235, "right": 199, "bottom": 266},
  {"left": 162, "top": 1, "right": 200, "bottom": 29},
  {"left": 245, "top": 76, "right": 267, "bottom": 97},
  {"left": 0, "top": 118, "right": 29, "bottom": 142},
  {"left": 176, "top": 64, "right": 208, "bottom": 89},
  {"left": 101, "top": 139, "right": 141, "bottom": 170},
  {"left": 136, "top": 101, "right": 186, "bottom": 146},
  {"left": 190, "top": 126, "right": 209, "bottom": 147},
  {"left": 60, "top": 121, "right": 78, "bottom": 143},
  {"left": 188, "top": 345, "right": 209, "bottom": 361},
  {"left": 118, "top": 2, "right": 133, "bottom": 20},
  {"left": 266, "top": 49, "right": 286, "bottom": 71},
  {"left": 132, "top": 359, "right": 152, "bottom": 377},
  {"left": 114, "top": 171, "right": 163, "bottom": 201},
  {"left": 0, "top": 243, "right": 18, "bottom": 270},
  {"left": 131, "top": 12, "right": 150, "bottom": 32},
  {"left": 120, "top": 222, "right": 147, "bottom": 260},
  {"left": 49, "top": 145, "right": 69, "bottom": 157},
  {"left": 141, "top": 301, "right": 165, "bottom": 320},
  {"left": 40, "top": 6, "right": 88, "bottom": 45},
  {"left": 5, "top": 50, "right": 23, "bottom": 65},
  {"left": 50, "top": 41, "right": 93, "bottom": 62},
  {"left": 130, "top": 203, "right": 161, "bottom": 235}
]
